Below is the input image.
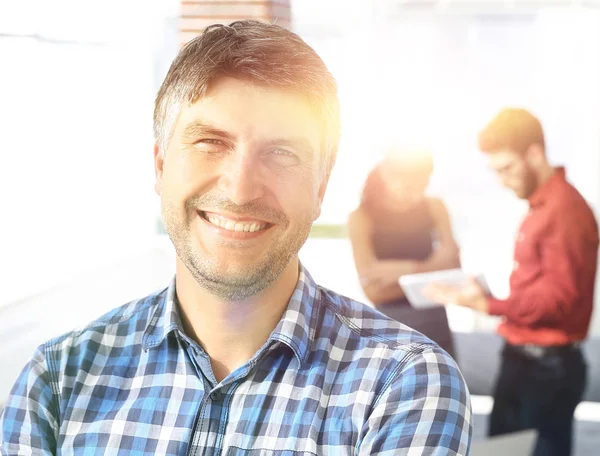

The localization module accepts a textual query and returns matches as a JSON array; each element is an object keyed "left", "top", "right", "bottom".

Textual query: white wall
[{"left": 0, "top": 0, "right": 180, "bottom": 306}]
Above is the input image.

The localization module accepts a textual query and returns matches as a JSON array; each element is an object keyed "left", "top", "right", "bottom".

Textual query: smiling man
[{"left": 0, "top": 21, "right": 471, "bottom": 455}]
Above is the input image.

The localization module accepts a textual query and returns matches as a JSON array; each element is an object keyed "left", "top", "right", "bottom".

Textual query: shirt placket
[{"left": 185, "top": 343, "right": 232, "bottom": 456}]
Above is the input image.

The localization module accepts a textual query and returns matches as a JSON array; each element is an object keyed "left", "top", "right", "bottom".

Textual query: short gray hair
[{"left": 154, "top": 20, "right": 341, "bottom": 176}]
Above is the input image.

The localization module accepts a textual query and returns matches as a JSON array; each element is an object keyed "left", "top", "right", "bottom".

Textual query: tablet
[{"left": 399, "top": 268, "right": 490, "bottom": 309}]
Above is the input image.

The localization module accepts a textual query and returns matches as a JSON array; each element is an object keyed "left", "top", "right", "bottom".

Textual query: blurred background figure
[
  {"left": 348, "top": 150, "right": 460, "bottom": 358},
  {"left": 427, "top": 108, "right": 599, "bottom": 456}
]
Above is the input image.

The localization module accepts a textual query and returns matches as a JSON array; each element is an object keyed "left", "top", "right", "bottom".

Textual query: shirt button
[
  {"left": 210, "top": 391, "right": 223, "bottom": 401},
  {"left": 513, "top": 260, "right": 520, "bottom": 271}
]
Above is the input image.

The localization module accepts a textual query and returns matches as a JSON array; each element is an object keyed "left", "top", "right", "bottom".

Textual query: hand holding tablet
[{"left": 399, "top": 268, "right": 491, "bottom": 310}]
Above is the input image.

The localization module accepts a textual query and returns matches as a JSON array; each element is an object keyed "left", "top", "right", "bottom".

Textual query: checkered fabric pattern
[{"left": 1, "top": 266, "right": 472, "bottom": 455}]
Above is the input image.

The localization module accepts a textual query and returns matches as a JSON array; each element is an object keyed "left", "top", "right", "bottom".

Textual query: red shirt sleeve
[{"left": 488, "top": 208, "right": 598, "bottom": 326}]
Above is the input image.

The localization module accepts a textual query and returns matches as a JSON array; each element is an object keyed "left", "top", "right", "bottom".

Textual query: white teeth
[
  {"left": 248, "top": 223, "right": 264, "bottom": 232},
  {"left": 204, "top": 213, "right": 265, "bottom": 233}
]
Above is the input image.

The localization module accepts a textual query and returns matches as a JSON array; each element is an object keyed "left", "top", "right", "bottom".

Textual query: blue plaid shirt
[{"left": 1, "top": 266, "right": 472, "bottom": 455}]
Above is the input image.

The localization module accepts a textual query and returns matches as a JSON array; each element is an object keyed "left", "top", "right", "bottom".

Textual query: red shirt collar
[{"left": 528, "top": 167, "right": 566, "bottom": 208}]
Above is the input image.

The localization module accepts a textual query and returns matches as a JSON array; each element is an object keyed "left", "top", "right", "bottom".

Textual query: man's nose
[{"left": 217, "top": 149, "right": 265, "bottom": 206}]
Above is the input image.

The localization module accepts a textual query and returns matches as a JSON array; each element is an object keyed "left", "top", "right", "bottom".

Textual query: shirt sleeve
[
  {"left": 488, "top": 215, "right": 598, "bottom": 326},
  {"left": 0, "top": 345, "right": 59, "bottom": 455},
  {"left": 357, "top": 348, "right": 472, "bottom": 455}
]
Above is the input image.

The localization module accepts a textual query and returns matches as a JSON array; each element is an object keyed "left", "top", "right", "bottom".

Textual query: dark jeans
[
  {"left": 376, "top": 300, "right": 456, "bottom": 360},
  {"left": 489, "top": 343, "right": 587, "bottom": 456}
]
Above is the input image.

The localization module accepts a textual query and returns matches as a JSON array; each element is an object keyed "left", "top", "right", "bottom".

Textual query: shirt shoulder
[
  {"left": 315, "top": 285, "right": 449, "bottom": 363},
  {"left": 548, "top": 180, "right": 598, "bottom": 237},
  {"left": 313, "top": 286, "right": 470, "bottom": 435},
  {"left": 40, "top": 287, "right": 168, "bottom": 381},
  {"left": 548, "top": 179, "right": 590, "bottom": 212}
]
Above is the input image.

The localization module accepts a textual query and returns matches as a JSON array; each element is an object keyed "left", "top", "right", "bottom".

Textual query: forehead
[
  {"left": 174, "top": 77, "right": 321, "bottom": 146},
  {"left": 486, "top": 149, "right": 522, "bottom": 170}
]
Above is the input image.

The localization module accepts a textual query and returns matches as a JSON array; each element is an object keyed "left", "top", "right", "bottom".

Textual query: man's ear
[
  {"left": 154, "top": 142, "right": 164, "bottom": 196},
  {"left": 526, "top": 143, "right": 545, "bottom": 167}
]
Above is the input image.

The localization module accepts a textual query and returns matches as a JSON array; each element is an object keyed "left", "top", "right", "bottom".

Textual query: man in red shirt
[{"left": 427, "top": 108, "right": 599, "bottom": 456}]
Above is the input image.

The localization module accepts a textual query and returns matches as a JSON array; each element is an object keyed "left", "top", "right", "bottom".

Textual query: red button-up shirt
[{"left": 488, "top": 167, "right": 599, "bottom": 346}]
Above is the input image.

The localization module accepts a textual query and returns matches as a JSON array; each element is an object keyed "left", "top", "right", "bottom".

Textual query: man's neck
[
  {"left": 536, "top": 162, "right": 556, "bottom": 188},
  {"left": 174, "top": 258, "right": 300, "bottom": 383}
]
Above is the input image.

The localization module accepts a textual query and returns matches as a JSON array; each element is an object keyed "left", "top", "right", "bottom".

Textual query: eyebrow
[{"left": 181, "top": 121, "right": 236, "bottom": 141}]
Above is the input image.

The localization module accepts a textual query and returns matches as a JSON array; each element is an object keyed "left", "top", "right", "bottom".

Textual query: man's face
[
  {"left": 380, "top": 162, "right": 430, "bottom": 208},
  {"left": 486, "top": 149, "right": 537, "bottom": 199},
  {"left": 155, "top": 77, "right": 327, "bottom": 300}
]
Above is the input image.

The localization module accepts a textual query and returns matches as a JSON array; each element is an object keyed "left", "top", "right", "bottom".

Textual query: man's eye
[
  {"left": 267, "top": 148, "right": 301, "bottom": 167},
  {"left": 270, "top": 148, "right": 301, "bottom": 160},
  {"left": 271, "top": 148, "right": 294, "bottom": 156},
  {"left": 196, "top": 139, "right": 224, "bottom": 146},
  {"left": 192, "top": 139, "right": 228, "bottom": 155}
]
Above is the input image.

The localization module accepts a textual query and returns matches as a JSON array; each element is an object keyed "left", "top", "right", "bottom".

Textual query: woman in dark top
[{"left": 348, "top": 151, "right": 460, "bottom": 358}]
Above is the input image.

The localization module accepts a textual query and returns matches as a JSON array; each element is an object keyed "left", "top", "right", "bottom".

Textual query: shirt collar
[
  {"left": 142, "top": 277, "right": 183, "bottom": 351},
  {"left": 268, "top": 264, "right": 318, "bottom": 364},
  {"left": 528, "top": 166, "right": 566, "bottom": 208},
  {"left": 142, "top": 264, "right": 319, "bottom": 364}
]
